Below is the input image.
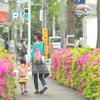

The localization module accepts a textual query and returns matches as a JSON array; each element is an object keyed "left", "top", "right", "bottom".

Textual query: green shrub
[
  {"left": 50, "top": 47, "right": 100, "bottom": 100},
  {"left": 0, "top": 46, "right": 16, "bottom": 100}
]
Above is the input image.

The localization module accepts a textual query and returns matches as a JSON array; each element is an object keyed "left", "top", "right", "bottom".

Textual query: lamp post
[{"left": 27, "top": 0, "right": 31, "bottom": 61}]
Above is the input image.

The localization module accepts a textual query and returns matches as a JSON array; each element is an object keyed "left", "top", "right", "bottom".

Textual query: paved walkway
[
  {"left": 11, "top": 52, "right": 88, "bottom": 100},
  {"left": 15, "top": 72, "right": 88, "bottom": 100}
]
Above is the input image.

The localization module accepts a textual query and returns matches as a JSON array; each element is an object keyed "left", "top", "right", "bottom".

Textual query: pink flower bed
[
  {"left": 0, "top": 47, "right": 16, "bottom": 100},
  {"left": 50, "top": 47, "right": 100, "bottom": 100}
]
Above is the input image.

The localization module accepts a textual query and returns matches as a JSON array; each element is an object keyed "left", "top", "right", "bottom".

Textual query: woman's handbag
[
  {"left": 34, "top": 50, "right": 45, "bottom": 64},
  {"left": 34, "top": 43, "right": 45, "bottom": 64}
]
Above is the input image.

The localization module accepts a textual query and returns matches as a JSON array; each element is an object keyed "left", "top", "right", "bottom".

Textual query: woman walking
[{"left": 30, "top": 31, "right": 49, "bottom": 94}]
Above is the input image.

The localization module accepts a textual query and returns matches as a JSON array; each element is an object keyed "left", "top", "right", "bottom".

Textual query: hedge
[
  {"left": 0, "top": 46, "right": 16, "bottom": 100},
  {"left": 50, "top": 47, "right": 100, "bottom": 100}
]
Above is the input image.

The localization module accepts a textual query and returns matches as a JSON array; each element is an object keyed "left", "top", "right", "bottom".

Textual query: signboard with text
[
  {"left": 74, "top": 0, "right": 85, "bottom": 4},
  {"left": 17, "top": 0, "right": 25, "bottom": 4},
  {"left": 42, "top": 29, "right": 48, "bottom": 59},
  {"left": 3, "top": 26, "right": 9, "bottom": 33},
  {"left": 0, "top": 12, "right": 6, "bottom": 21}
]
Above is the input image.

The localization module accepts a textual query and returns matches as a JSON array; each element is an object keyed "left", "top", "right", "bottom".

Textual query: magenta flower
[
  {"left": 92, "top": 74, "right": 97, "bottom": 77},
  {"left": 90, "top": 63, "right": 95, "bottom": 66},
  {"left": 63, "top": 65, "right": 70, "bottom": 68},
  {"left": 78, "top": 68, "right": 81, "bottom": 72},
  {"left": 80, "top": 80, "right": 86, "bottom": 84},
  {"left": 64, "top": 73, "right": 70, "bottom": 77},
  {"left": 0, "top": 90, "right": 3, "bottom": 95},
  {"left": 5, "top": 94, "right": 11, "bottom": 100},
  {"left": 73, "top": 52, "right": 79, "bottom": 55}
]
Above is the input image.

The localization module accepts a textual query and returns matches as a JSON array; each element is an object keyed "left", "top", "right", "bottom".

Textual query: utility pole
[
  {"left": 41, "top": 0, "right": 43, "bottom": 29},
  {"left": 20, "top": 4, "right": 23, "bottom": 39},
  {"left": 43, "top": 0, "right": 47, "bottom": 29},
  {"left": 14, "top": 0, "right": 17, "bottom": 52},
  {"left": 60, "top": 0, "right": 65, "bottom": 48}
]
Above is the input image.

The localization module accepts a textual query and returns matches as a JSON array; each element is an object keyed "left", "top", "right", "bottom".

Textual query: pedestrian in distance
[
  {"left": 4, "top": 40, "right": 9, "bottom": 51},
  {"left": 18, "top": 59, "right": 31, "bottom": 95},
  {"left": 0, "top": 35, "right": 4, "bottom": 46},
  {"left": 30, "top": 31, "right": 49, "bottom": 94},
  {"left": 19, "top": 39, "right": 27, "bottom": 58}
]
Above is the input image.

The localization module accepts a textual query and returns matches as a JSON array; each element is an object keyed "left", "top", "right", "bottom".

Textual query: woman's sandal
[{"left": 40, "top": 87, "right": 48, "bottom": 94}]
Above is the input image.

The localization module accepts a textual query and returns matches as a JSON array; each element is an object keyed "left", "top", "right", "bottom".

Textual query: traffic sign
[
  {"left": 12, "top": 12, "right": 20, "bottom": 21},
  {"left": 74, "top": 0, "right": 85, "bottom": 4}
]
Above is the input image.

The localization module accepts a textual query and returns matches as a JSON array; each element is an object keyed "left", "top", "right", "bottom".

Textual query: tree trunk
[
  {"left": 66, "top": 0, "right": 75, "bottom": 48},
  {"left": 96, "top": 0, "right": 100, "bottom": 48}
]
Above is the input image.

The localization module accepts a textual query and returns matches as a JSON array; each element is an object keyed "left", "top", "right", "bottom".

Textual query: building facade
[
  {"left": 0, "top": 1, "right": 9, "bottom": 12},
  {"left": 86, "top": 0, "right": 97, "bottom": 5}
]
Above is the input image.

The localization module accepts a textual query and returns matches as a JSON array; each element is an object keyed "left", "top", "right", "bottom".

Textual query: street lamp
[{"left": 26, "top": 0, "right": 31, "bottom": 62}]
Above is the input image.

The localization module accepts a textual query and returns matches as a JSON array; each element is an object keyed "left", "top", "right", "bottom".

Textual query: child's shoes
[{"left": 22, "top": 92, "right": 24, "bottom": 95}]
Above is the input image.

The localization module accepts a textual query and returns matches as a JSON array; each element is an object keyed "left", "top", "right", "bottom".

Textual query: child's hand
[
  {"left": 29, "top": 62, "right": 32, "bottom": 65},
  {"left": 28, "top": 67, "right": 31, "bottom": 71},
  {"left": 27, "top": 62, "right": 32, "bottom": 67},
  {"left": 27, "top": 62, "right": 30, "bottom": 66}
]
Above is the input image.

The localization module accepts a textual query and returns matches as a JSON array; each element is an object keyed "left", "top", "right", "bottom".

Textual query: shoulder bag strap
[{"left": 43, "top": 42, "right": 44, "bottom": 55}]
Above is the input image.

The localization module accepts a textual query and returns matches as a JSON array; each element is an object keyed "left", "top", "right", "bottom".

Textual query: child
[{"left": 18, "top": 59, "right": 31, "bottom": 95}]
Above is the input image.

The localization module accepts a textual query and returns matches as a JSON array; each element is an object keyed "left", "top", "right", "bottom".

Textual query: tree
[
  {"left": 66, "top": 0, "right": 75, "bottom": 48},
  {"left": 8, "top": 0, "right": 15, "bottom": 12},
  {"left": 7, "top": 0, "right": 61, "bottom": 39},
  {"left": 96, "top": 0, "right": 100, "bottom": 48},
  {"left": 48, "top": 0, "right": 60, "bottom": 18},
  {"left": 47, "top": 0, "right": 60, "bottom": 37}
]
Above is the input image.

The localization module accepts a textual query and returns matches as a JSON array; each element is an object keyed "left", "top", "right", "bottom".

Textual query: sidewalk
[
  {"left": 15, "top": 73, "right": 88, "bottom": 100},
  {"left": 12, "top": 52, "right": 88, "bottom": 100}
]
